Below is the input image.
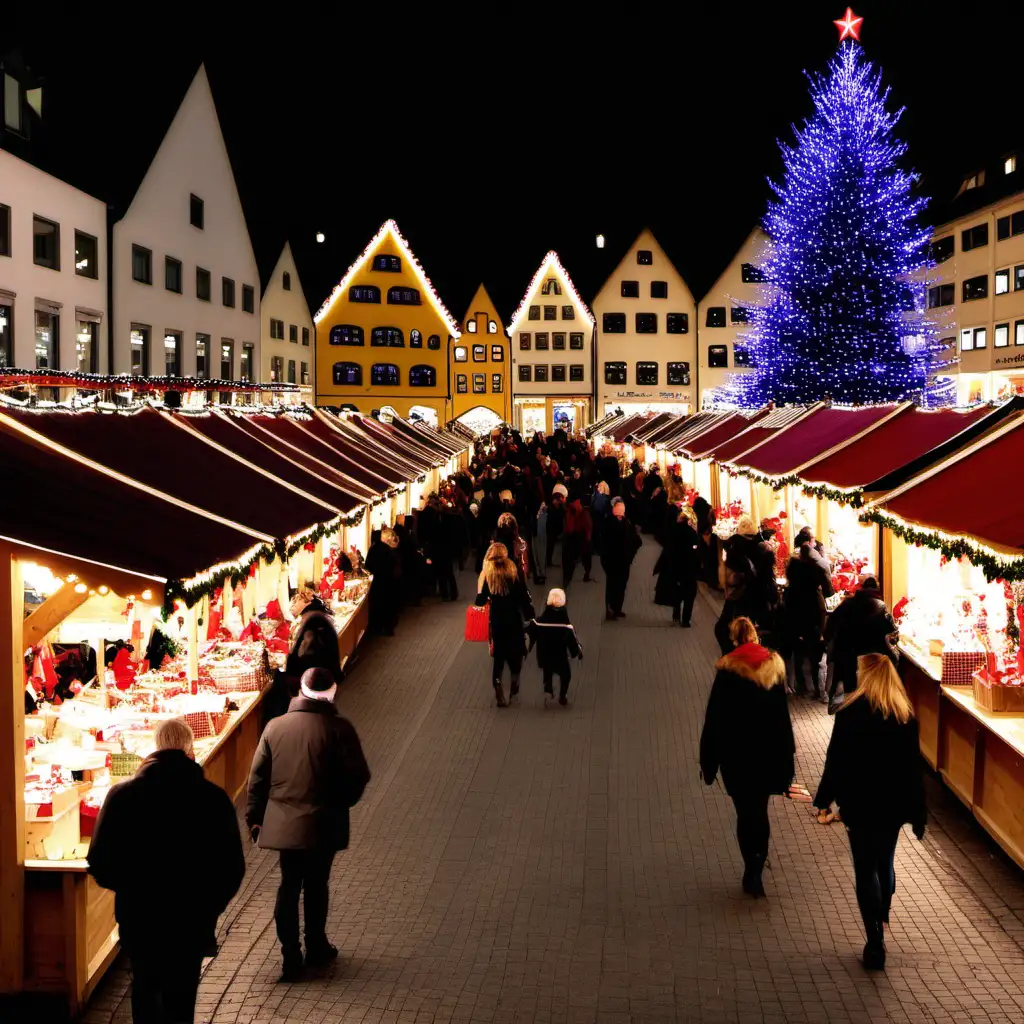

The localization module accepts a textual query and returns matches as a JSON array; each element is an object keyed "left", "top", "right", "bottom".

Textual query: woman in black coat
[
  {"left": 785, "top": 534, "right": 834, "bottom": 700},
  {"left": 700, "top": 617, "right": 795, "bottom": 897},
  {"left": 476, "top": 542, "right": 534, "bottom": 707},
  {"left": 814, "top": 653, "right": 925, "bottom": 970},
  {"left": 654, "top": 506, "right": 701, "bottom": 627}
]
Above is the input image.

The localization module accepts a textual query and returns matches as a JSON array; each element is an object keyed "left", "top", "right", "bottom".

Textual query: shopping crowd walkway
[{"left": 84, "top": 539, "right": 1024, "bottom": 1024}]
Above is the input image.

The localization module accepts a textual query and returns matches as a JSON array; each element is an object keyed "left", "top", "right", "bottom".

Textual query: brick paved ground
[{"left": 83, "top": 538, "right": 1024, "bottom": 1024}]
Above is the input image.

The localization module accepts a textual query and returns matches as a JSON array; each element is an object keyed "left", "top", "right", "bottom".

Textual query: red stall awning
[
  {"left": 703, "top": 406, "right": 812, "bottom": 465},
  {"left": 677, "top": 411, "right": 769, "bottom": 458}
]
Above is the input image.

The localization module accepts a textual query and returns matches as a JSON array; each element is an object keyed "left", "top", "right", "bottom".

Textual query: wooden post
[
  {"left": 22, "top": 585, "right": 91, "bottom": 649},
  {"left": 0, "top": 545, "right": 26, "bottom": 992},
  {"left": 187, "top": 605, "right": 199, "bottom": 685}
]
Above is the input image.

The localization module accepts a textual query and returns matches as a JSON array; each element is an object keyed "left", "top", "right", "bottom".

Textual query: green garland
[
  {"left": 727, "top": 466, "right": 803, "bottom": 490},
  {"left": 858, "top": 508, "right": 1024, "bottom": 583},
  {"left": 800, "top": 481, "right": 865, "bottom": 508}
]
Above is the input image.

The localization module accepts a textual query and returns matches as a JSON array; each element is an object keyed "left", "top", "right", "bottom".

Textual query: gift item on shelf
[
  {"left": 972, "top": 667, "right": 1024, "bottom": 713},
  {"left": 712, "top": 500, "right": 747, "bottom": 540}
]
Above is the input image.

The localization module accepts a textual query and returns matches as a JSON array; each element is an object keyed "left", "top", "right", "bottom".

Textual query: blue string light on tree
[{"left": 725, "top": 10, "right": 953, "bottom": 408}]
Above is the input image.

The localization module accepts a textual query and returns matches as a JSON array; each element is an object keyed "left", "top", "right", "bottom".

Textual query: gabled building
[
  {"left": 313, "top": 219, "right": 459, "bottom": 428},
  {"left": 112, "top": 66, "right": 260, "bottom": 383},
  {"left": 508, "top": 251, "right": 595, "bottom": 434},
  {"left": 453, "top": 283, "right": 510, "bottom": 428},
  {"left": 696, "top": 228, "right": 769, "bottom": 406},
  {"left": 592, "top": 228, "right": 697, "bottom": 416},
  {"left": 261, "top": 241, "right": 313, "bottom": 396}
]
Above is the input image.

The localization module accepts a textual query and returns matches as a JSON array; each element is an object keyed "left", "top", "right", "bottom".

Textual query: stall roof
[
  {"left": 352, "top": 415, "right": 442, "bottom": 472},
  {"left": 291, "top": 414, "right": 405, "bottom": 488},
  {"left": 657, "top": 411, "right": 722, "bottom": 452},
  {"left": 0, "top": 412, "right": 264, "bottom": 585},
  {"left": 327, "top": 416, "right": 428, "bottom": 481},
  {"left": 702, "top": 406, "right": 812, "bottom": 465},
  {"left": 608, "top": 413, "right": 652, "bottom": 443},
  {"left": 799, "top": 404, "right": 1002, "bottom": 498},
  {"left": 0, "top": 406, "right": 339, "bottom": 542},
  {"left": 585, "top": 410, "right": 623, "bottom": 439},
  {"left": 409, "top": 418, "right": 469, "bottom": 457},
  {"left": 391, "top": 415, "right": 460, "bottom": 459},
  {"left": 726, "top": 405, "right": 898, "bottom": 479},
  {"left": 679, "top": 411, "right": 770, "bottom": 459},
  {"left": 629, "top": 411, "right": 677, "bottom": 443}
]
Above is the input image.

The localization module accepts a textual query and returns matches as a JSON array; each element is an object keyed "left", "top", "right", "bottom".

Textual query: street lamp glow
[
  {"left": 316, "top": 231, "right": 325, "bottom": 244},
  {"left": 596, "top": 234, "right": 605, "bottom": 249}
]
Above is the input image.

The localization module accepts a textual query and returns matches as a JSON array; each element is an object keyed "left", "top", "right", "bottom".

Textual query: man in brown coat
[{"left": 246, "top": 667, "right": 370, "bottom": 981}]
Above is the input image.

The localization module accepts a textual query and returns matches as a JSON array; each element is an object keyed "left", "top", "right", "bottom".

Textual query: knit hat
[
  {"left": 552, "top": 483, "right": 569, "bottom": 499},
  {"left": 300, "top": 667, "right": 337, "bottom": 703}
]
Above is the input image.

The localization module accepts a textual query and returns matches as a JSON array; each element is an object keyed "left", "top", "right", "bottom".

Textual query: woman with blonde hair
[
  {"left": 814, "top": 653, "right": 925, "bottom": 971},
  {"left": 476, "top": 542, "right": 534, "bottom": 707},
  {"left": 700, "top": 617, "right": 795, "bottom": 897}
]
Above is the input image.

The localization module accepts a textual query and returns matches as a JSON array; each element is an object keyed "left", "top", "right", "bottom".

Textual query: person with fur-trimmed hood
[
  {"left": 700, "top": 617, "right": 795, "bottom": 898},
  {"left": 527, "top": 588, "right": 583, "bottom": 706}
]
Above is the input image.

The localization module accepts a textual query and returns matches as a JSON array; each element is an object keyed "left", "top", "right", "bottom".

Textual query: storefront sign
[
  {"left": 995, "top": 353, "right": 1024, "bottom": 367},
  {"left": 611, "top": 390, "right": 692, "bottom": 401}
]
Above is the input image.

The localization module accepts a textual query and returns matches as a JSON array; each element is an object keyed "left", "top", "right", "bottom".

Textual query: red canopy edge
[{"left": 705, "top": 406, "right": 816, "bottom": 466}]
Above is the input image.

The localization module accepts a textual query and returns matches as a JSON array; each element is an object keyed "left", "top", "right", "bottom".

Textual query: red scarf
[{"left": 729, "top": 642, "right": 774, "bottom": 667}]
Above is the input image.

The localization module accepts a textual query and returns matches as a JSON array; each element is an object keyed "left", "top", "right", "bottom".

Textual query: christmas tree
[{"left": 729, "top": 36, "right": 946, "bottom": 408}]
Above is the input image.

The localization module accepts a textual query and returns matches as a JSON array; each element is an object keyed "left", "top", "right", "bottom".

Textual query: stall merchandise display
[{"left": 712, "top": 500, "right": 747, "bottom": 541}]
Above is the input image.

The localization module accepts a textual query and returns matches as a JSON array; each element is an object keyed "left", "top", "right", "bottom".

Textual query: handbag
[{"left": 465, "top": 603, "right": 490, "bottom": 643}]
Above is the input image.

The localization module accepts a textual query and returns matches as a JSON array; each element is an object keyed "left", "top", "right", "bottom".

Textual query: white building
[
  {"left": 592, "top": 228, "right": 697, "bottom": 416},
  {"left": 111, "top": 66, "right": 259, "bottom": 382},
  {"left": 261, "top": 241, "right": 313, "bottom": 394},
  {"left": 0, "top": 147, "right": 107, "bottom": 374}
]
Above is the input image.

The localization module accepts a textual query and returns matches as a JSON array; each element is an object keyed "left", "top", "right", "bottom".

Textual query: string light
[
  {"left": 507, "top": 251, "right": 596, "bottom": 338},
  {"left": 0, "top": 368, "right": 300, "bottom": 394}
]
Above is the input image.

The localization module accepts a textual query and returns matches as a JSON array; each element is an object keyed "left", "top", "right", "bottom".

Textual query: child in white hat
[{"left": 527, "top": 588, "right": 583, "bottom": 706}]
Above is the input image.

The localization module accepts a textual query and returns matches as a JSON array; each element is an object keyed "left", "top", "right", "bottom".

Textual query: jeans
[
  {"left": 543, "top": 664, "right": 571, "bottom": 698},
  {"left": 130, "top": 952, "right": 204, "bottom": 1024},
  {"left": 793, "top": 640, "right": 826, "bottom": 695},
  {"left": 276, "top": 848, "right": 336, "bottom": 961},
  {"left": 847, "top": 825, "right": 900, "bottom": 928},
  {"left": 604, "top": 568, "right": 629, "bottom": 614},
  {"left": 731, "top": 792, "right": 770, "bottom": 866}
]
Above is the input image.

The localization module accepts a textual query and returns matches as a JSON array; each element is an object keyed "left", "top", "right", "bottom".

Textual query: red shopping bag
[{"left": 465, "top": 604, "right": 490, "bottom": 643}]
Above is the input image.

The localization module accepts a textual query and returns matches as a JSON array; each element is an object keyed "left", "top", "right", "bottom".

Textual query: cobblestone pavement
[{"left": 83, "top": 538, "right": 1024, "bottom": 1023}]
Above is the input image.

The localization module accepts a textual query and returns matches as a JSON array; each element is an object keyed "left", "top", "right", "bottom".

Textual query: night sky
[{"left": 7, "top": 3, "right": 1021, "bottom": 322}]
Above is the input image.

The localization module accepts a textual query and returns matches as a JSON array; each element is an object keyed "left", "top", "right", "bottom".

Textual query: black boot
[
  {"left": 494, "top": 681, "right": 508, "bottom": 707},
  {"left": 741, "top": 852, "right": 766, "bottom": 898},
  {"left": 509, "top": 675, "right": 520, "bottom": 702},
  {"left": 862, "top": 921, "right": 886, "bottom": 970}
]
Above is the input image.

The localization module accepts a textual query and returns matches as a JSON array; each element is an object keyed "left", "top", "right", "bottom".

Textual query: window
[
  {"left": 454, "top": 345, "right": 468, "bottom": 362},
  {"left": 164, "top": 331, "right": 181, "bottom": 375},
  {"left": 995, "top": 323, "right": 1010, "bottom": 347},
  {"left": 4, "top": 73, "right": 22, "bottom": 132},
  {"left": 372, "top": 254, "right": 401, "bottom": 272},
  {"left": 34, "top": 309, "right": 58, "bottom": 369},
  {"left": 561, "top": 305, "right": 575, "bottom": 320},
  {"left": 961, "top": 224, "right": 989, "bottom": 251},
  {"left": 1016, "top": 266, "right": 1024, "bottom": 292},
  {"left": 131, "top": 245, "right": 152, "bottom": 283},
  {"left": 491, "top": 344, "right": 503, "bottom": 361},
  {"left": 998, "top": 217, "right": 1010, "bottom": 241},
  {"left": 1007, "top": 156, "right": 1018, "bottom": 175},
  {"left": 196, "top": 267, "right": 211, "bottom": 301},
  {"left": 549, "top": 364, "right": 564, "bottom": 382},
  {"left": 165, "top": 257, "right": 182, "bottom": 293},
  {"left": 569, "top": 332, "right": 584, "bottom": 350},
  {"left": 543, "top": 305, "right": 557, "bottom": 320},
  {"left": 492, "top": 374, "right": 503, "bottom": 392},
  {"left": 667, "top": 361, "right": 690, "bottom": 385},
  {"left": 409, "top": 329, "right": 422, "bottom": 348},
  {"left": 528, "top": 305, "right": 540, "bottom": 320},
  {"left": 427, "top": 334, "right": 441, "bottom": 350},
  {"left": 518, "top": 365, "right": 532, "bottom": 382},
  {"left": 570, "top": 364, "right": 584, "bottom": 382},
  {"left": 281, "top": 271, "right": 292, "bottom": 291},
  {"left": 635, "top": 313, "right": 657, "bottom": 333},
  {"left": 302, "top": 327, "right": 309, "bottom": 346},
  {"left": 930, "top": 237, "right": 954, "bottom": 263},
  {"left": 636, "top": 361, "right": 658, "bottom": 385},
  {"left": 708, "top": 345, "right": 728, "bottom": 368},
  {"left": 387, "top": 286, "right": 421, "bottom": 305},
  {"left": 466, "top": 319, "right": 477, "bottom": 333},
  {"left": 289, "top": 324, "right": 298, "bottom": 343},
  {"left": 959, "top": 171, "right": 985, "bottom": 193},
  {"left": 535, "top": 333, "right": 549, "bottom": 350},
  {"left": 301, "top": 361, "right": 309, "bottom": 386},
  {"left": 130, "top": 326, "right": 150, "bottom": 375},
  {"left": 456, "top": 373, "right": 468, "bottom": 393},
  {"left": 553, "top": 333, "right": 566, "bottom": 350},
  {"left": 927, "top": 284, "right": 954, "bottom": 308},
  {"left": 960, "top": 328, "right": 973, "bottom": 352},
  {"left": 541, "top": 278, "right": 562, "bottom": 295},
  {"left": 650, "top": 281, "right": 668, "bottom": 299},
  {"left": 371, "top": 326, "right": 404, "bottom": 347},
  {"left": 603, "top": 313, "right": 626, "bottom": 333},
  {"left": 730, "top": 306, "right": 749, "bottom": 324},
  {"left": 242, "top": 284, "right": 255, "bottom": 313},
  {"left": 534, "top": 365, "right": 549, "bottom": 382},
  {"left": 1016, "top": 321, "right": 1024, "bottom": 346},
  {"left": 666, "top": 313, "right": 689, "bottom": 334},
  {"left": 74, "top": 231, "right": 98, "bottom": 278},
  {"left": 76, "top": 320, "right": 98, "bottom": 372},
  {"left": 409, "top": 364, "right": 436, "bottom": 387},
  {"left": 189, "top": 194, "right": 204, "bottom": 229},
  {"left": 196, "top": 334, "right": 210, "bottom": 378},
  {"left": 488, "top": 319, "right": 497, "bottom": 334},
  {"left": 604, "top": 361, "right": 627, "bottom": 385},
  {"left": 0, "top": 303, "right": 11, "bottom": 365},
  {"left": 996, "top": 269, "right": 1011, "bottom": 295},
  {"left": 333, "top": 361, "right": 362, "bottom": 385},
  {"left": 734, "top": 346, "right": 753, "bottom": 367},
  {"left": 636, "top": 250, "right": 653, "bottom": 265},
  {"left": 973, "top": 327, "right": 987, "bottom": 350},
  {"left": 473, "top": 373, "right": 486, "bottom": 393},
  {"left": 621, "top": 280, "right": 639, "bottom": 298},
  {"left": 32, "top": 217, "right": 59, "bottom": 270},
  {"left": 962, "top": 275, "right": 988, "bottom": 301},
  {"left": 220, "top": 340, "right": 234, "bottom": 379},
  {"left": 705, "top": 306, "right": 726, "bottom": 328},
  {"left": 0, "top": 204, "right": 9, "bottom": 256},
  {"left": 472, "top": 344, "right": 486, "bottom": 362},
  {"left": 519, "top": 333, "right": 532, "bottom": 350},
  {"left": 222, "top": 278, "right": 235, "bottom": 307},
  {"left": 269, "top": 319, "right": 284, "bottom": 340},
  {"left": 349, "top": 285, "right": 380, "bottom": 303},
  {"left": 998, "top": 211, "right": 1024, "bottom": 240},
  {"left": 270, "top": 355, "right": 283, "bottom": 381},
  {"left": 371, "top": 363, "right": 399, "bottom": 386},
  {"left": 287, "top": 359, "right": 296, "bottom": 384},
  {"left": 741, "top": 262, "right": 767, "bottom": 283}
]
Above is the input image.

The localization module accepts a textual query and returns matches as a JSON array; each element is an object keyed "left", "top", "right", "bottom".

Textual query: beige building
[
  {"left": 261, "top": 241, "right": 313, "bottom": 396},
  {"left": 592, "top": 228, "right": 697, "bottom": 416},
  {"left": 925, "top": 153, "right": 1024, "bottom": 404},
  {"left": 695, "top": 228, "right": 769, "bottom": 407}
]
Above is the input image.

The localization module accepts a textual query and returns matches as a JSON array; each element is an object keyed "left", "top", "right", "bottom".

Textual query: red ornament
[{"left": 834, "top": 7, "right": 863, "bottom": 41}]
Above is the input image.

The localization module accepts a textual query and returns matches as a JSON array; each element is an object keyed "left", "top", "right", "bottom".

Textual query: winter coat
[
  {"left": 535, "top": 504, "right": 548, "bottom": 548},
  {"left": 723, "top": 533, "right": 776, "bottom": 612},
  {"left": 563, "top": 501, "right": 592, "bottom": 543},
  {"left": 699, "top": 644, "right": 795, "bottom": 797},
  {"left": 286, "top": 609, "right": 342, "bottom": 684},
  {"left": 591, "top": 492, "right": 610, "bottom": 521},
  {"left": 526, "top": 605, "right": 582, "bottom": 671},
  {"left": 88, "top": 750, "right": 244, "bottom": 956},
  {"left": 814, "top": 697, "right": 925, "bottom": 832},
  {"left": 246, "top": 696, "right": 370, "bottom": 851},
  {"left": 785, "top": 546, "right": 835, "bottom": 642},
  {"left": 476, "top": 574, "right": 534, "bottom": 654},
  {"left": 601, "top": 514, "right": 642, "bottom": 573},
  {"left": 653, "top": 519, "right": 700, "bottom": 606},
  {"left": 825, "top": 588, "right": 898, "bottom": 667}
]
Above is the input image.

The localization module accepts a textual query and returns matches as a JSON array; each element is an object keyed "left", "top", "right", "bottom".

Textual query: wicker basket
[{"left": 109, "top": 751, "right": 143, "bottom": 777}]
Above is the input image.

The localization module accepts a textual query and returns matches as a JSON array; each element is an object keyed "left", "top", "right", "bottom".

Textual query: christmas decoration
[
  {"left": 833, "top": 6, "right": 863, "bottom": 41},
  {"left": 0, "top": 368, "right": 299, "bottom": 393},
  {"left": 723, "top": 37, "right": 951, "bottom": 408},
  {"left": 506, "top": 251, "right": 596, "bottom": 337}
]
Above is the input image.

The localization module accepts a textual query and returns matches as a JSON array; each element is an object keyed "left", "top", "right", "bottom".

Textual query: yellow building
[
  {"left": 313, "top": 219, "right": 459, "bottom": 427},
  {"left": 452, "top": 284, "right": 510, "bottom": 429}
]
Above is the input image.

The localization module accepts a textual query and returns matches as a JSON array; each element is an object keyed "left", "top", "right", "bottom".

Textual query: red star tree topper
[{"left": 834, "top": 7, "right": 863, "bottom": 41}]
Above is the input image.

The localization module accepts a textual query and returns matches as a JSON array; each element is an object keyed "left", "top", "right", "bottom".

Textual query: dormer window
[
  {"left": 957, "top": 170, "right": 986, "bottom": 195},
  {"left": 387, "top": 286, "right": 420, "bottom": 305},
  {"left": 542, "top": 278, "right": 562, "bottom": 296},
  {"left": 373, "top": 254, "right": 401, "bottom": 272},
  {"left": 282, "top": 271, "right": 291, "bottom": 290},
  {"left": 488, "top": 320, "right": 497, "bottom": 334},
  {"left": 190, "top": 194, "right": 204, "bottom": 229},
  {"left": 4, "top": 73, "right": 22, "bottom": 133},
  {"left": 1006, "top": 156, "right": 1017, "bottom": 176},
  {"left": 467, "top": 319, "right": 477, "bottom": 333}
]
